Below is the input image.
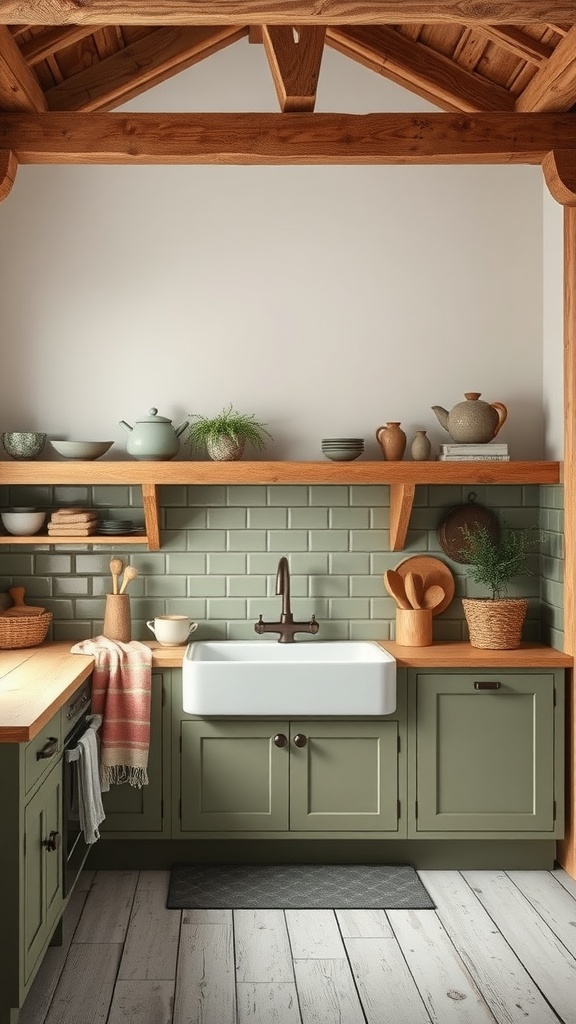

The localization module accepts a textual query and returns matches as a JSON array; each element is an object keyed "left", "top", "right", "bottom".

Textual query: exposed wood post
[
  {"left": 0, "top": 25, "right": 47, "bottom": 112},
  {"left": 0, "top": 149, "right": 17, "bottom": 202}
]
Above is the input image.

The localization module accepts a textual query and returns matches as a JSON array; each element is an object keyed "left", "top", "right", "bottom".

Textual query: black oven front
[{"left": 62, "top": 682, "right": 99, "bottom": 896}]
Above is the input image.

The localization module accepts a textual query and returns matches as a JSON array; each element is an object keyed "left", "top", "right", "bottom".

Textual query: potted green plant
[
  {"left": 185, "top": 404, "right": 272, "bottom": 461},
  {"left": 459, "top": 520, "right": 543, "bottom": 650}
]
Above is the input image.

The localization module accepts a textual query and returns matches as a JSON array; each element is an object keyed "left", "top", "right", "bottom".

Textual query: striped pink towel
[{"left": 71, "top": 637, "right": 152, "bottom": 791}]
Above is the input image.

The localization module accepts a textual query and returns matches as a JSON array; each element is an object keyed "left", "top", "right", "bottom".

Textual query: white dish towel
[{"left": 68, "top": 716, "right": 106, "bottom": 844}]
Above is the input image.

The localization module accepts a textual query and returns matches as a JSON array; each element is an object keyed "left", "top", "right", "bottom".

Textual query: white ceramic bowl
[
  {"left": 49, "top": 440, "right": 113, "bottom": 460},
  {"left": 1, "top": 508, "right": 46, "bottom": 535}
]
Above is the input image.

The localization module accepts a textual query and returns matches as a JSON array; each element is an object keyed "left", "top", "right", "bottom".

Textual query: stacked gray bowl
[{"left": 321, "top": 438, "right": 365, "bottom": 461}]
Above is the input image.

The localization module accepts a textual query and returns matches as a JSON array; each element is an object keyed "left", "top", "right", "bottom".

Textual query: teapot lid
[{"left": 135, "top": 407, "right": 173, "bottom": 424}]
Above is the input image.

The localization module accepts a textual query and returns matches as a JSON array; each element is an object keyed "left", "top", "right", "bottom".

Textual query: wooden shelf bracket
[
  {"left": 389, "top": 482, "right": 416, "bottom": 551},
  {"left": 141, "top": 483, "right": 160, "bottom": 550}
]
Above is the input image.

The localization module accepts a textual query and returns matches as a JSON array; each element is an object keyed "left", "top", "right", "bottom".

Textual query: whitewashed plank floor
[{"left": 19, "top": 866, "right": 576, "bottom": 1024}]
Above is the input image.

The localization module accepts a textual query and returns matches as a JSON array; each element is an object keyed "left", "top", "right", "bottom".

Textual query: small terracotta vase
[
  {"left": 410, "top": 430, "right": 432, "bottom": 461},
  {"left": 376, "top": 422, "right": 406, "bottom": 461}
]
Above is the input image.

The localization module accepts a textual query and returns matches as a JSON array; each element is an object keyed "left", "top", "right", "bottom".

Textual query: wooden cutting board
[
  {"left": 394, "top": 556, "right": 455, "bottom": 616},
  {"left": 1, "top": 587, "right": 46, "bottom": 617}
]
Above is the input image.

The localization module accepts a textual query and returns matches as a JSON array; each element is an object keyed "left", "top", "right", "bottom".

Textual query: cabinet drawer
[{"left": 25, "top": 715, "right": 62, "bottom": 796}]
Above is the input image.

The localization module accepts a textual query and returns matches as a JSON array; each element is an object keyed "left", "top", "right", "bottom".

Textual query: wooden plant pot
[{"left": 462, "top": 597, "right": 528, "bottom": 650}]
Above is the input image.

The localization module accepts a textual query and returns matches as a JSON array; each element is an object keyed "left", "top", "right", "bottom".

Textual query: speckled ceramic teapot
[
  {"left": 431, "top": 392, "right": 508, "bottom": 444},
  {"left": 119, "top": 407, "right": 189, "bottom": 461}
]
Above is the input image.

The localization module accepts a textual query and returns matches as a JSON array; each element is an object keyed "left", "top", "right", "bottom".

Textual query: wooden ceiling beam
[
  {"left": 0, "top": 24, "right": 46, "bottom": 110},
  {"left": 516, "top": 24, "right": 576, "bottom": 110},
  {"left": 473, "top": 24, "right": 554, "bottom": 65},
  {"left": 44, "top": 25, "right": 247, "bottom": 111},
  {"left": 326, "top": 26, "right": 514, "bottom": 112},
  {"left": 1, "top": 111, "right": 576, "bottom": 165},
  {"left": 1, "top": 2, "right": 576, "bottom": 26},
  {"left": 261, "top": 25, "right": 325, "bottom": 111},
  {"left": 20, "top": 25, "right": 106, "bottom": 64}
]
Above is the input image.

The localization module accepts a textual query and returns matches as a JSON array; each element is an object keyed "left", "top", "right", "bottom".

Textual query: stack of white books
[{"left": 438, "top": 443, "right": 510, "bottom": 461}]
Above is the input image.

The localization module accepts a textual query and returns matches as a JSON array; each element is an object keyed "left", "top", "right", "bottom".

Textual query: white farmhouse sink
[{"left": 182, "top": 641, "right": 396, "bottom": 716}]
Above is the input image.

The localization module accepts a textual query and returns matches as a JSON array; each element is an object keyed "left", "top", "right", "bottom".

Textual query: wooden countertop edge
[{"left": 0, "top": 639, "right": 572, "bottom": 742}]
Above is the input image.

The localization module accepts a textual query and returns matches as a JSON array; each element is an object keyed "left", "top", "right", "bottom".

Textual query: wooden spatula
[
  {"left": 1, "top": 586, "right": 46, "bottom": 617},
  {"left": 384, "top": 569, "right": 411, "bottom": 610},
  {"left": 404, "top": 571, "right": 424, "bottom": 609}
]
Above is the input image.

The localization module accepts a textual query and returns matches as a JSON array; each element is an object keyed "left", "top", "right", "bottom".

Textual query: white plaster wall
[
  {"left": 542, "top": 184, "right": 564, "bottom": 459},
  {"left": 0, "top": 40, "right": 544, "bottom": 460}
]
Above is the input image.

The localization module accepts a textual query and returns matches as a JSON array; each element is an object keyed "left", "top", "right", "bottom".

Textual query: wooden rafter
[
  {"left": 473, "top": 24, "right": 554, "bottom": 64},
  {"left": 1, "top": 2, "right": 576, "bottom": 26},
  {"left": 44, "top": 25, "right": 248, "bottom": 111},
  {"left": 326, "top": 26, "right": 514, "bottom": 113},
  {"left": 1, "top": 111, "right": 576, "bottom": 165},
  {"left": 19, "top": 25, "right": 106, "bottom": 64},
  {"left": 261, "top": 25, "right": 325, "bottom": 112},
  {"left": 0, "top": 24, "right": 46, "bottom": 110},
  {"left": 516, "top": 24, "right": 576, "bottom": 110}
]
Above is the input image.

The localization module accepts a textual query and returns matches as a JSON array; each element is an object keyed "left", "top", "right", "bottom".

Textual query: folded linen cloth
[
  {"left": 71, "top": 637, "right": 152, "bottom": 790},
  {"left": 48, "top": 524, "right": 98, "bottom": 535},
  {"left": 50, "top": 512, "right": 99, "bottom": 525},
  {"left": 75, "top": 721, "right": 106, "bottom": 843}
]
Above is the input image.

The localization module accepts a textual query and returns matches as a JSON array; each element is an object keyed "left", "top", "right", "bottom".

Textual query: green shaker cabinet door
[
  {"left": 415, "top": 672, "right": 555, "bottom": 833},
  {"left": 100, "top": 671, "right": 164, "bottom": 833},
  {"left": 24, "top": 761, "right": 64, "bottom": 983},
  {"left": 289, "top": 720, "right": 399, "bottom": 832},
  {"left": 180, "top": 720, "right": 289, "bottom": 831}
]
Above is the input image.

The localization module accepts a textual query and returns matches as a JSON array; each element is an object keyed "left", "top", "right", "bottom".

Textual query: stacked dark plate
[
  {"left": 321, "top": 438, "right": 365, "bottom": 461},
  {"left": 99, "top": 519, "right": 142, "bottom": 535}
]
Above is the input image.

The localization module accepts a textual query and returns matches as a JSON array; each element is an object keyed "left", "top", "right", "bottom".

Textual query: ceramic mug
[{"left": 146, "top": 614, "right": 198, "bottom": 646}]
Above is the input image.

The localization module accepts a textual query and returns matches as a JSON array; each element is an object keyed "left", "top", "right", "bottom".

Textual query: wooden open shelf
[{"left": 0, "top": 460, "right": 561, "bottom": 551}]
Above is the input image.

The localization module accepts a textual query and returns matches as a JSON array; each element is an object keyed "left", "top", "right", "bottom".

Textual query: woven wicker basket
[
  {"left": 462, "top": 598, "right": 528, "bottom": 650},
  {"left": 0, "top": 612, "right": 52, "bottom": 650}
]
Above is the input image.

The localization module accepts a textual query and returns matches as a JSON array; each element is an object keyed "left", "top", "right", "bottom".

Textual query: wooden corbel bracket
[
  {"left": 389, "top": 482, "right": 416, "bottom": 551},
  {"left": 542, "top": 150, "right": 576, "bottom": 206},
  {"left": 0, "top": 150, "right": 17, "bottom": 202}
]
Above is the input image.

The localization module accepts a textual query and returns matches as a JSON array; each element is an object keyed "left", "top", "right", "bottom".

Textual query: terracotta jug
[
  {"left": 431, "top": 392, "right": 507, "bottom": 444},
  {"left": 376, "top": 422, "right": 406, "bottom": 461}
]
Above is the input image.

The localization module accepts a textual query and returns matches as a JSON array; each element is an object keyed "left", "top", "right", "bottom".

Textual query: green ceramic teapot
[{"left": 119, "top": 407, "right": 189, "bottom": 461}]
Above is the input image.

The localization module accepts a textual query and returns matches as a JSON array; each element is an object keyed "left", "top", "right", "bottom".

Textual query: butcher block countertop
[{"left": 0, "top": 639, "right": 571, "bottom": 743}]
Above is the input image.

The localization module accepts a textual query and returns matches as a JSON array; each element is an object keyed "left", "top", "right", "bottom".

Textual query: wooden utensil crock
[
  {"left": 103, "top": 593, "right": 131, "bottom": 643},
  {"left": 395, "top": 608, "right": 433, "bottom": 646}
]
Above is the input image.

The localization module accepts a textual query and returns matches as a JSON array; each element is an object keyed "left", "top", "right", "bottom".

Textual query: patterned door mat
[{"left": 166, "top": 863, "right": 435, "bottom": 910}]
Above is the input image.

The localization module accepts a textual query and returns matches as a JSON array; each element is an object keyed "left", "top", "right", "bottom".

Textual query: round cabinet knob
[
  {"left": 293, "top": 733, "right": 308, "bottom": 748},
  {"left": 42, "top": 831, "right": 60, "bottom": 852},
  {"left": 273, "top": 734, "right": 288, "bottom": 747}
]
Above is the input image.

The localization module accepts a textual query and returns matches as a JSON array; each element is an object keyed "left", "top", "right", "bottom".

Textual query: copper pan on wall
[{"left": 437, "top": 493, "right": 500, "bottom": 564}]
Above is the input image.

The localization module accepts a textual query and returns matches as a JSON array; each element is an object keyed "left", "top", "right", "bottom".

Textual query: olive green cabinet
[
  {"left": 100, "top": 670, "right": 169, "bottom": 837},
  {"left": 178, "top": 718, "right": 402, "bottom": 835},
  {"left": 0, "top": 709, "right": 66, "bottom": 1024},
  {"left": 409, "top": 670, "right": 564, "bottom": 838}
]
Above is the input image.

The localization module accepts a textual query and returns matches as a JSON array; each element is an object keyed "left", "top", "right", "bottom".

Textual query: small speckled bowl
[{"left": 2, "top": 432, "right": 47, "bottom": 460}]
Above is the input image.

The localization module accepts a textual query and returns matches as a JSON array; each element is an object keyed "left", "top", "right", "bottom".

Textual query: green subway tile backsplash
[{"left": 0, "top": 482, "right": 565, "bottom": 647}]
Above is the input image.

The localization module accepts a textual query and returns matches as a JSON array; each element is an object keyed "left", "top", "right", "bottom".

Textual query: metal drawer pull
[
  {"left": 66, "top": 692, "right": 89, "bottom": 719},
  {"left": 65, "top": 715, "right": 102, "bottom": 763},
  {"left": 273, "top": 734, "right": 288, "bottom": 747},
  {"left": 474, "top": 681, "right": 502, "bottom": 690},
  {"left": 293, "top": 733, "right": 308, "bottom": 748},
  {"left": 42, "top": 831, "right": 60, "bottom": 852},
  {"left": 36, "top": 737, "right": 59, "bottom": 760}
]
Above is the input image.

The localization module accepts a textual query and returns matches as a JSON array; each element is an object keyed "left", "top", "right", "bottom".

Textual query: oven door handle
[{"left": 65, "top": 715, "right": 102, "bottom": 764}]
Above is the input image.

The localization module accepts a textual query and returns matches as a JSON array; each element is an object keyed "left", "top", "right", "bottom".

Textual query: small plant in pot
[
  {"left": 185, "top": 404, "right": 272, "bottom": 461},
  {"left": 459, "top": 520, "right": 543, "bottom": 650}
]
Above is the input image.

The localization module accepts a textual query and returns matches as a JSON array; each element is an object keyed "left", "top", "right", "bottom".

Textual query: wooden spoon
[
  {"left": 404, "top": 571, "right": 424, "bottom": 609},
  {"left": 110, "top": 557, "right": 124, "bottom": 595},
  {"left": 119, "top": 565, "right": 138, "bottom": 595},
  {"left": 422, "top": 585, "right": 446, "bottom": 611},
  {"left": 384, "top": 569, "right": 411, "bottom": 610}
]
